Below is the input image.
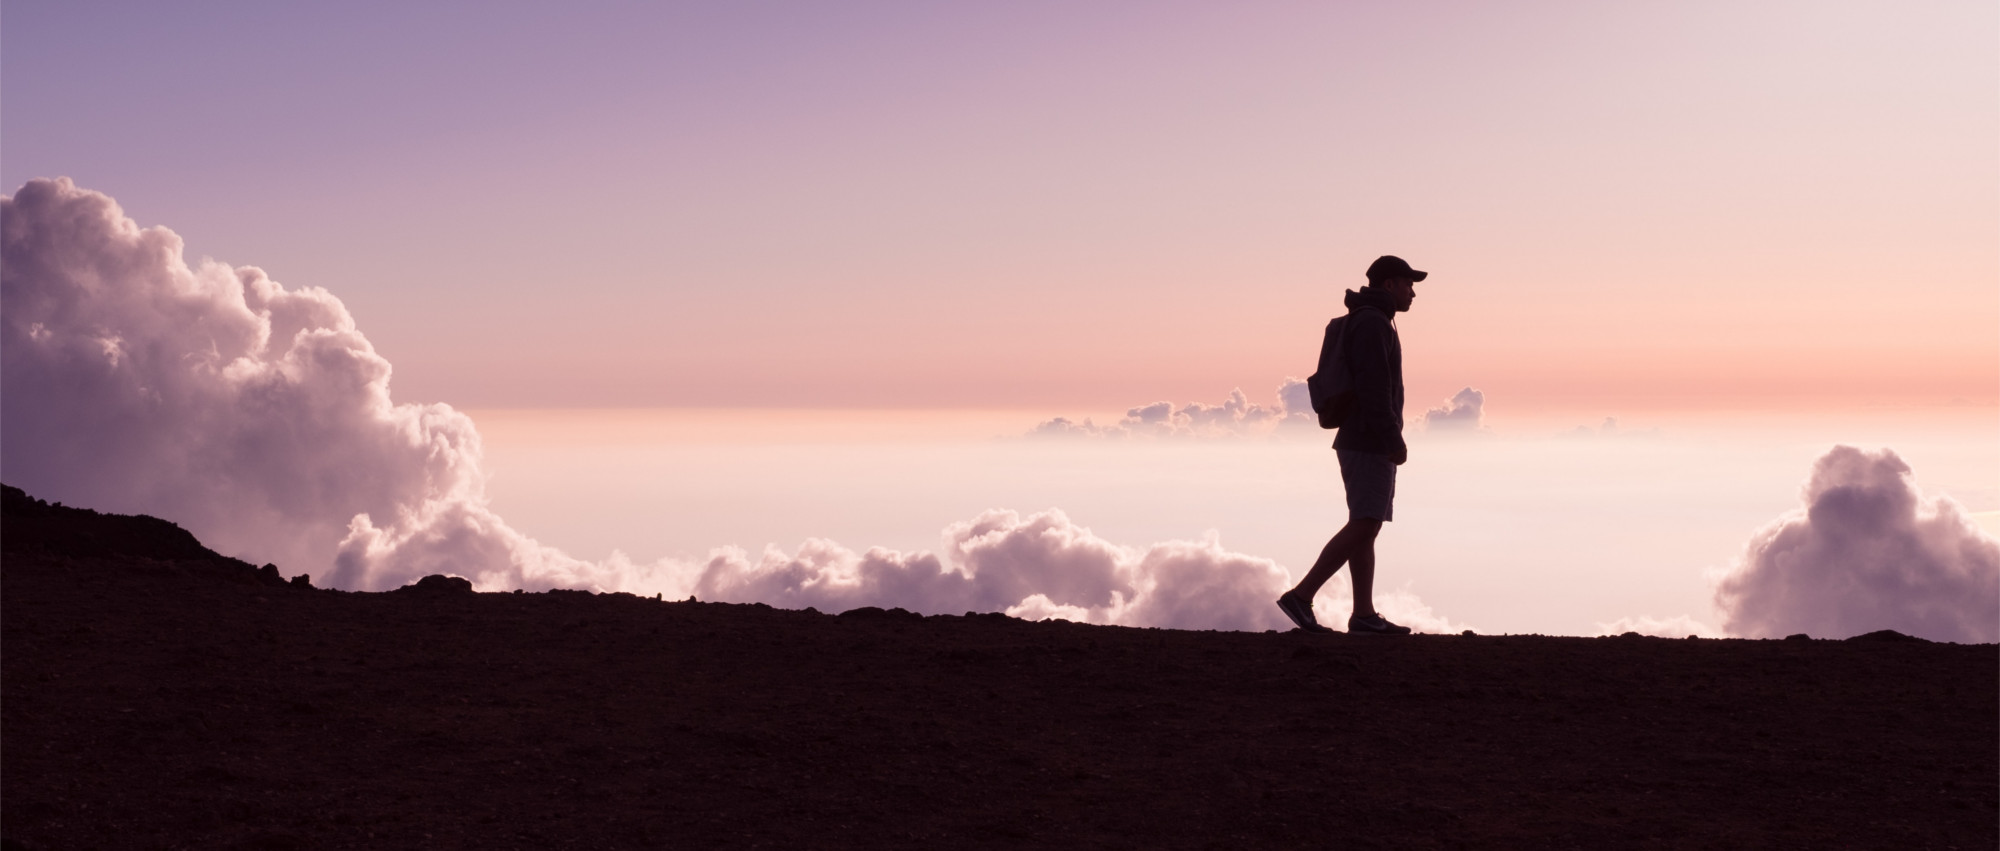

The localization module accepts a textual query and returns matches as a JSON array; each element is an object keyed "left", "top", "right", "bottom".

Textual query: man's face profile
[{"left": 1377, "top": 275, "right": 1417, "bottom": 312}]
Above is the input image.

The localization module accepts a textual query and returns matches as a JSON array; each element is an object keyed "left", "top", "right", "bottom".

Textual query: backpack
[{"left": 1305, "top": 308, "right": 1377, "bottom": 429}]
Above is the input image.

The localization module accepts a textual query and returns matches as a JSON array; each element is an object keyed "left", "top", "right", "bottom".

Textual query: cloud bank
[
  {"left": 692, "top": 510, "right": 1473, "bottom": 633},
  {"left": 1029, "top": 381, "right": 1315, "bottom": 439},
  {"left": 693, "top": 509, "right": 1295, "bottom": 630},
  {"left": 1, "top": 178, "right": 1468, "bottom": 632},
  {"left": 1034, "top": 382, "right": 1502, "bottom": 440},
  {"left": 1711, "top": 446, "right": 1999, "bottom": 642}
]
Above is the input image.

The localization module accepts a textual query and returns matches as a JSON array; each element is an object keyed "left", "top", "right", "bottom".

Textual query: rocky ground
[{"left": 3, "top": 485, "right": 1994, "bottom": 850}]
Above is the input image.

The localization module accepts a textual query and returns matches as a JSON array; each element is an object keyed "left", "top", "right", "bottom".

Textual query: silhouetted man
[{"left": 1277, "top": 255, "right": 1422, "bottom": 635}]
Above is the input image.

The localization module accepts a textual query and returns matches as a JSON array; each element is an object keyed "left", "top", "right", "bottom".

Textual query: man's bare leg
[
  {"left": 1288, "top": 516, "right": 1384, "bottom": 603},
  {"left": 1347, "top": 535, "right": 1377, "bottom": 618}
]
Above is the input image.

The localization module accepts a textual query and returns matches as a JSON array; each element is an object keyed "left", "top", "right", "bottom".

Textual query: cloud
[
  {"left": 1711, "top": 446, "right": 1999, "bottom": 642},
  {"left": 1356, "top": 587, "right": 1479, "bottom": 635},
  {"left": 1275, "top": 377, "right": 1313, "bottom": 425},
  {"left": 1575, "top": 416, "right": 1619, "bottom": 436},
  {"left": 1559, "top": 416, "right": 1660, "bottom": 440},
  {"left": 1, "top": 178, "right": 622, "bottom": 592},
  {"left": 1420, "top": 387, "right": 1485, "bottom": 432},
  {"left": 1005, "top": 594, "right": 1095, "bottom": 623},
  {"left": 1976, "top": 511, "right": 2000, "bottom": 539},
  {"left": 1029, "top": 380, "right": 1315, "bottom": 439},
  {"left": 1, "top": 178, "right": 1477, "bottom": 632},
  {"left": 1593, "top": 614, "right": 1725, "bottom": 639},
  {"left": 1036, "top": 382, "right": 1508, "bottom": 442},
  {"left": 692, "top": 509, "right": 1296, "bottom": 631},
  {"left": 691, "top": 513, "right": 1469, "bottom": 634}
]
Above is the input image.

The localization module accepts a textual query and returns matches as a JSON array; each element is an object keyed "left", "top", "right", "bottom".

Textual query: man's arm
[{"left": 1344, "top": 311, "right": 1407, "bottom": 461}]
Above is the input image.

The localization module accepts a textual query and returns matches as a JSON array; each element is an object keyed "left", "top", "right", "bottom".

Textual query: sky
[
  {"left": 5, "top": 0, "right": 1994, "bottom": 410},
  {"left": 2, "top": 1, "right": 1996, "bottom": 639}
]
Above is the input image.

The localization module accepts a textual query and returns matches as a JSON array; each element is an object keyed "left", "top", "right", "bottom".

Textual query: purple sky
[{"left": 6, "top": 1, "right": 1995, "bottom": 409}]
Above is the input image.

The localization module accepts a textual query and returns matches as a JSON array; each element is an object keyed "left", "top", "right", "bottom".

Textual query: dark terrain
[{"left": 3, "top": 485, "right": 1994, "bottom": 850}]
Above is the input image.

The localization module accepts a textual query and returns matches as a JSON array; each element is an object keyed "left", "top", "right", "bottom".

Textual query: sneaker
[
  {"left": 1276, "top": 592, "right": 1333, "bottom": 633},
  {"left": 1347, "top": 612, "right": 1412, "bottom": 635}
]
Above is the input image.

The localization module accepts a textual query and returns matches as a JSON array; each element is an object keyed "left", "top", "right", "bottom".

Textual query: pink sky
[
  {"left": 4, "top": 1, "right": 1994, "bottom": 412},
  {"left": 6, "top": 0, "right": 1997, "bottom": 640}
]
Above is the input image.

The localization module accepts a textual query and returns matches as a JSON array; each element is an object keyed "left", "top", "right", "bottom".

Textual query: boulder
[{"left": 396, "top": 575, "right": 474, "bottom": 595}]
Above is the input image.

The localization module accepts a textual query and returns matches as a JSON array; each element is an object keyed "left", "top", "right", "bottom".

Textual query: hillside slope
[{"left": 3, "top": 486, "right": 1994, "bottom": 849}]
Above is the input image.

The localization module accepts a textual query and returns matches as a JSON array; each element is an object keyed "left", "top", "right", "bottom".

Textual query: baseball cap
[{"left": 1366, "top": 255, "right": 1428, "bottom": 283}]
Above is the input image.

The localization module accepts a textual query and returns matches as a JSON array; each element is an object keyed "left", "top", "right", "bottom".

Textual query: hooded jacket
[{"left": 1330, "top": 287, "right": 1406, "bottom": 464}]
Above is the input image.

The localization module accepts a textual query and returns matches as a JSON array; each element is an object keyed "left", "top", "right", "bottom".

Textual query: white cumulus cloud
[
  {"left": 0, "top": 177, "right": 634, "bottom": 593},
  {"left": 693, "top": 510, "right": 1296, "bottom": 631},
  {"left": 1711, "top": 445, "right": 1999, "bottom": 642},
  {"left": 1420, "top": 387, "right": 1485, "bottom": 432}
]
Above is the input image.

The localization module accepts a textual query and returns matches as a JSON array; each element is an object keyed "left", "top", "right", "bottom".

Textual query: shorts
[{"left": 1338, "top": 449, "right": 1397, "bottom": 522}]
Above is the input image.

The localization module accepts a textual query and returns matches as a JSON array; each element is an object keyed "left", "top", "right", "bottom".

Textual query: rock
[
  {"left": 839, "top": 606, "right": 923, "bottom": 621},
  {"left": 1848, "top": 629, "right": 1927, "bottom": 643},
  {"left": 2, "top": 483, "right": 248, "bottom": 567},
  {"left": 396, "top": 575, "right": 474, "bottom": 595}
]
